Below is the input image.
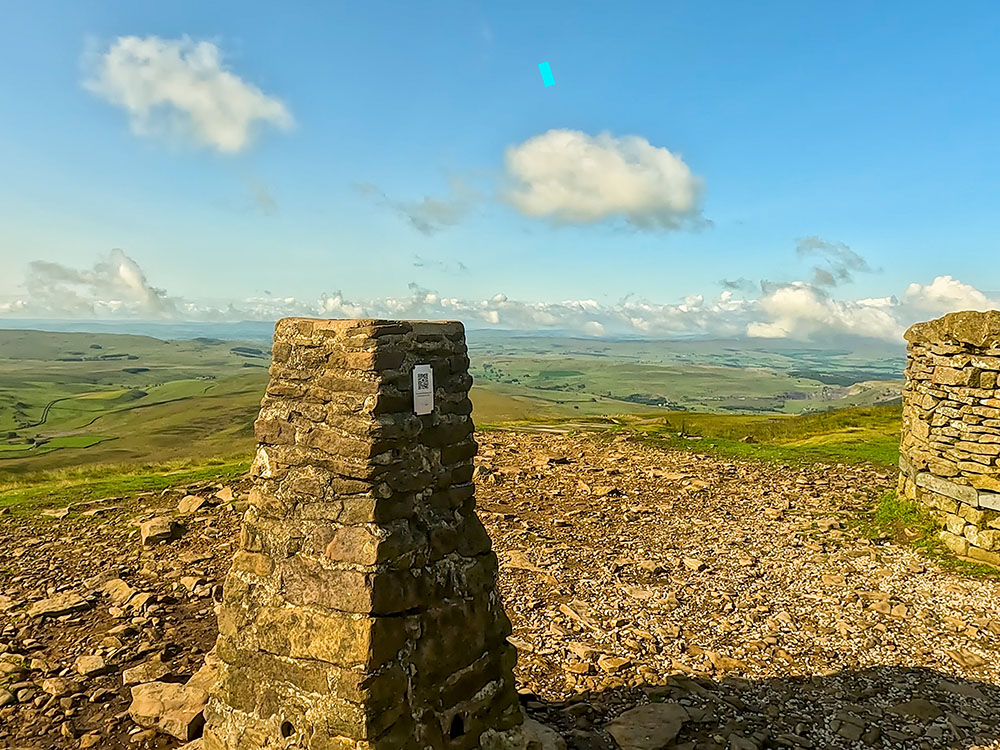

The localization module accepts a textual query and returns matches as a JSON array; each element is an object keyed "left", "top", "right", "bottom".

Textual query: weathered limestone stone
[
  {"left": 204, "top": 319, "right": 529, "bottom": 750},
  {"left": 914, "top": 472, "right": 978, "bottom": 504},
  {"left": 103, "top": 577, "right": 136, "bottom": 607},
  {"left": 27, "top": 591, "right": 90, "bottom": 619},
  {"left": 901, "top": 311, "right": 1000, "bottom": 568},
  {"left": 130, "top": 681, "right": 210, "bottom": 741},
  {"left": 980, "top": 492, "right": 1000, "bottom": 512},
  {"left": 141, "top": 516, "right": 181, "bottom": 545},
  {"left": 178, "top": 494, "right": 213, "bottom": 515}
]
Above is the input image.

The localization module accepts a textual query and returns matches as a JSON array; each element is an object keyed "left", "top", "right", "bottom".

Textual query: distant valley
[{"left": 0, "top": 327, "right": 904, "bottom": 473}]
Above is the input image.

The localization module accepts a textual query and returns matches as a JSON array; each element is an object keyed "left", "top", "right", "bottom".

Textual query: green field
[
  {"left": 500, "top": 404, "right": 903, "bottom": 468},
  {"left": 469, "top": 333, "right": 903, "bottom": 417},
  {"left": 0, "top": 328, "right": 904, "bottom": 475},
  {"left": 0, "top": 330, "right": 267, "bottom": 472}
]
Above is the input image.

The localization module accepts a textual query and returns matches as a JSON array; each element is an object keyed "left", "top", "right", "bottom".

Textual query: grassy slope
[
  {"left": 0, "top": 456, "right": 249, "bottom": 513},
  {"left": 494, "top": 404, "right": 903, "bottom": 468},
  {"left": 0, "top": 330, "right": 268, "bottom": 473}
]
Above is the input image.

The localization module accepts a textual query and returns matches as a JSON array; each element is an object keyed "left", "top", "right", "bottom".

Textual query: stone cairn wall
[
  {"left": 203, "top": 318, "right": 527, "bottom": 750},
  {"left": 899, "top": 310, "right": 1000, "bottom": 567}
]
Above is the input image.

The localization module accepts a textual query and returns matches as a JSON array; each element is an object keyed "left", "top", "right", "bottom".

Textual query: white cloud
[
  {"left": 4, "top": 250, "right": 1000, "bottom": 344},
  {"left": 503, "top": 129, "right": 703, "bottom": 229},
  {"left": 902, "top": 275, "right": 1000, "bottom": 315},
  {"left": 21, "top": 249, "right": 178, "bottom": 318},
  {"left": 84, "top": 35, "right": 293, "bottom": 153},
  {"left": 748, "top": 282, "right": 903, "bottom": 341}
]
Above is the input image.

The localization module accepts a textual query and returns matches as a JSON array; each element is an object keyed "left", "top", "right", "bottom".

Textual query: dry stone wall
[
  {"left": 203, "top": 318, "right": 530, "bottom": 750},
  {"left": 899, "top": 310, "right": 1000, "bottom": 567}
]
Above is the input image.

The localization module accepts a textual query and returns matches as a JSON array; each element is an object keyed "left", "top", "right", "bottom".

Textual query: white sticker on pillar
[{"left": 412, "top": 364, "right": 434, "bottom": 415}]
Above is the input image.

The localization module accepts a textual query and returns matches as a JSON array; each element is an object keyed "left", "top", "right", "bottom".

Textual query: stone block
[
  {"left": 969, "top": 528, "right": 1000, "bottom": 551},
  {"left": 940, "top": 531, "right": 970, "bottom": 556},
  {"left": 914, "top": 472, "right": 978, "bottom": 504},
  {"left": 967, "top": 546, "right": 1000, "bottom": 566},
  {"left": 970, "top": 475, "right": 1000, "bottom": 492},
  {"left": 945, "top": 514, "right": 967, "bottom": 536},
  {"left": 959, "top": 504, "right": 988, "bottom": 526}
]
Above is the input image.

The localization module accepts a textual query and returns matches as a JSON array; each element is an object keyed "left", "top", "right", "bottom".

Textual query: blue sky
[{"left": 1, "top": 1, "right": 999, "bottom": 339}]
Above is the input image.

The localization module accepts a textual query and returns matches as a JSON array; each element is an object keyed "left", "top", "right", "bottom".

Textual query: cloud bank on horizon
[{"left": 0, "top": 247, "right": 996, "bottom": 343}]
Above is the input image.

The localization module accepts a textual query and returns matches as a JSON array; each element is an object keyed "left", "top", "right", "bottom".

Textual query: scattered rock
[
  {"left": 128, "top": 681, "right": 209, "bottom": 741},
  {"left": 102, "top": 578, "right": 136, "bottom": 606},
  {"left": 73, "top": 654, "right": 108, "bottom": 678},
  {"left": 597, "top": 655, "right": 632, "bottom": 674},
  {"left": 27, "top": 591, "right": 90, "bottom": 619},
  {"left": 606, "top": 703, "right": 688, "bottom": 750},
  {"left": 177, "top": 495, "right": 212, "bottom": 515},
  {"left": 889, "top": 699, "right": 944, "bottom": 722},
  {"left": 41, "top": 677, "right": 80, "bottom": 697},
  {"left": 140, "top": 516, "right": 181, "bottom": 545},
  {"left": 122, "top": 659, "right": 172, "bottom": 686},
  {"left": 682, "top": 557, "right": 707, "bottom": 572}
]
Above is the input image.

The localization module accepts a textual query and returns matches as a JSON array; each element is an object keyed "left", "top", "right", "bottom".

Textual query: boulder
[
  {"left": 103, "top": 578, "right": 136, "bottom": 607},
  {"left": 605, "top": 702, "right": 689, "bottom": 750},
  {"left": 28, "top": 591, "right": 90, "bottom": 619},
  {"left": 186, "top": 649, "right": 220, "bottom": 692},
  {"left": 128, "top": 651, "right": 218, "bottom": 741},
  {"left": 521, "top": 719, "right": 566, "bottom": 750},
  {"left": 129, "top": 681, "right": 209, "bottom": 741},
  {"left": 177, "top": 495, "right": 212, "bottom": 515},
  {"left": 482, "top": 716, "right": 566, "bottom": 750},
  {"left": 140, "top": 517, "right": 181, "bottom": 546}
]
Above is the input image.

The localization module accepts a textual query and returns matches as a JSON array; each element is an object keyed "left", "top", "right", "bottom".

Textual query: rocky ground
[{"left": 1, "top": 431, "right": 999, "bottom": 749}]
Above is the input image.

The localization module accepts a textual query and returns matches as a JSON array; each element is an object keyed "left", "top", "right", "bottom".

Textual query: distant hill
[{"left": 0, "top": 327, "right": 904, "bottom": 474}]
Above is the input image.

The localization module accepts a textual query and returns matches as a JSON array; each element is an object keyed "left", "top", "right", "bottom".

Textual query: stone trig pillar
[{"left": 203, "top": 318, "right": 526, "bottom": 749}]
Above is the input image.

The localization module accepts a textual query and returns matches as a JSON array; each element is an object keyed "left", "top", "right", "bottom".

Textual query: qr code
[{"left": 417, "top": 372, "right": 430, "bottom": 390}]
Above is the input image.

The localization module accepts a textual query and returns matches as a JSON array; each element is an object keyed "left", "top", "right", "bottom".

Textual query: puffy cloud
[
  {"left": 747, "top": 283, "right": 902, "bottom": 340},
  {"left": 503, "top": 129, "right": 703, "bottom": 229},
  {"left": 84, "top": 35, "right": 293, "bottom": 153},
  {"left": 20, "top": 249, "right": 178, "bottom": 318},
  {"left": 902, "top": 275, "right": 1000, "bottom": 315}
]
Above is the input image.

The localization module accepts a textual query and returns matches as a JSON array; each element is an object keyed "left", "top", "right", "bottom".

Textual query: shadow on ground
[{"left": 523, "top": 666, "right": 1000, "bottom": 750}]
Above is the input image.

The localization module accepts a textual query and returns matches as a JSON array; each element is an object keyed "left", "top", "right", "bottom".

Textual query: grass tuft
[{"left": 858, "top": 490, "right": 1000, "bottom": 579}]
